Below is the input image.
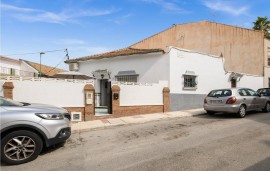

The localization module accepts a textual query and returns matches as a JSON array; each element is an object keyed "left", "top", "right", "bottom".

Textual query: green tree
[{"left": 253, "top": 16, "right": 270, "bottom": 39}]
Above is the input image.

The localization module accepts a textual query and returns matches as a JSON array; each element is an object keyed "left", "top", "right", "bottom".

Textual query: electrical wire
[
  {"left": 2, "top": 49, "right": 67, "bottom": 56},
  {"left": 44, "top": 55, "right": 68, "bottom": 75}
]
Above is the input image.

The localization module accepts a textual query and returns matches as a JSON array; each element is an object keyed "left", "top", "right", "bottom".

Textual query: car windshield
[
  {"left": 208, "top": 89, "right": 232, "bottom": 97},
  {"left": 0, "top": 97, "right": 24, "bottom": 107}
]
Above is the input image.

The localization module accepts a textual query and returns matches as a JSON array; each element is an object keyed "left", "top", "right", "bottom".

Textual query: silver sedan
[{"left": 203, "top": 88, "right": 270, "bottom": 118}]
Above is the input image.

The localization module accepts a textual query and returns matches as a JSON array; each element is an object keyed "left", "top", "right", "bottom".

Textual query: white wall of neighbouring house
[
  {"left": 77, "top": 52, "right": 170, "bottom": 84},
  {"left": 169, "top": 47, "right": 263, "bottom": 111},
  {"left": 169, "top": 47, "right": 263, "bottom": 94},
  {"left": 0, "top": 80, "right": 4, "bottom": 96},
  {"left": 20, "top": 61, "right": 38, "bottom": 76},
  {"left": 0, "top": 59, "right": 20, "bottom": 70},
  {"left": 0, "top": 59, "right": 21, "bottom": 75},
  {"left": 12, "top": 80, "right": 88, "bottom": 107}
]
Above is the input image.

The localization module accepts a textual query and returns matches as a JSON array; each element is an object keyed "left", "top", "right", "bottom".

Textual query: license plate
[{"left": 210, "top": 100, "right": 222, "bottom": 104}]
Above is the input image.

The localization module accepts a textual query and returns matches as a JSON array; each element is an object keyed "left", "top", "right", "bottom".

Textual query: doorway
[
  {"left": 231, "top": 79, "right": 237, "bottom": 88},
  {"left": 95, "top": 79, "right": 112, "bottom": 115}
]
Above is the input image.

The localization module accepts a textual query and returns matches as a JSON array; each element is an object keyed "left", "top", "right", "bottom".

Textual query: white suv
[{"left": 0, "top": 97, "right": 71, "bottom": 165}]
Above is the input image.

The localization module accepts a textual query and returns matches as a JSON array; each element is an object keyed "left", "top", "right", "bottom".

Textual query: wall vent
[{"left": 71, "top": 112, "right": 82, "bottom": 122}]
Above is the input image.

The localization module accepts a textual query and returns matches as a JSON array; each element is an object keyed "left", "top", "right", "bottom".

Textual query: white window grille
[
  {"left": 115, "top": 70, "right": 139, "bottom": 83},
  {"left": 183, "top": 71, "right": 197, "bottom": 89}
]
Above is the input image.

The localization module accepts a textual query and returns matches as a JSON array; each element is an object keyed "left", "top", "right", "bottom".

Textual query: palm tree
[{"left": 253, "top": 16, "right": 270, "bottom": 39}]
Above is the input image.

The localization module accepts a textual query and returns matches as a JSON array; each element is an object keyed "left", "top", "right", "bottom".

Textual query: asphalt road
[{"left": 1, "top": 111, "right": 270, "bottom": 171}]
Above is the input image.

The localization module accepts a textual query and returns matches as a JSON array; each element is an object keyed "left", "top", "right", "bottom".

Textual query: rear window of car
[
  {"left": 257, "top": 88, "right": 270, "bottom": 94},
  {"left": 207, "top": 89, "right": 232, "bottom": 97}
]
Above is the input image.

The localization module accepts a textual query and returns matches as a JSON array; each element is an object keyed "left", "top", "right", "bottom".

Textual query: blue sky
[{"left": 1, "top": 0, "right": 270, "bottom": 70}]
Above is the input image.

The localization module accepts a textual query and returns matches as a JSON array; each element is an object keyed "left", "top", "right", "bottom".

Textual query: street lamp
[{"left": 39, "top": 52, "right": 45, "bottom": 77}]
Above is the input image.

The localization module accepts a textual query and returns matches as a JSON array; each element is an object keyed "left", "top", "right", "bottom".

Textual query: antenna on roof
[{"left": 65, "top": 49, "right": 69, "bottom": 60}]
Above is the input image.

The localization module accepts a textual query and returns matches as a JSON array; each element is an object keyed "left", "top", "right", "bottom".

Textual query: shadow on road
[
  {"left": 243, "top": 157, "right": 270, "bottom": 171},
  {"left": 0, "top": 143, "right": 64, "bottom": 167},
  {"left": 194, "top": 112, "right": 237, "bottom": 119}
]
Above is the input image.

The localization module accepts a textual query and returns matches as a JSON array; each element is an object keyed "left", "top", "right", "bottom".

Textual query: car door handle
[{"left": 243, "top": 98, "right": 246, "bottom": 100}]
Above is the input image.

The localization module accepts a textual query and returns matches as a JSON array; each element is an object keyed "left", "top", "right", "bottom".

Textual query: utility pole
[{"left": 39, "top": 52, "right": 45, "bottom": 77}]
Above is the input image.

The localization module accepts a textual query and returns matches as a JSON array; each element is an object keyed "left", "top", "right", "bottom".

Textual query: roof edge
[{"left": 65, "top": 47, "right": 165, "bottom": 63}]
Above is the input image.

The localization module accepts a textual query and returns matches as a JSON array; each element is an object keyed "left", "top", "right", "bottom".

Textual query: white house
[
  {"left": 65, "top": 47, "right": 263, "bottom": 111},
  {"left": 0, "top": 56, "right": 37, "bottom": 77},
  {"left": 0, "top": 56, "right": 65, "bottom": 77}
]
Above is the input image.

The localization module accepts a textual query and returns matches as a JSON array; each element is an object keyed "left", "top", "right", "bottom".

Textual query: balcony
[{"left": 0, "top": 67, "right": 37, "bottom": 77}]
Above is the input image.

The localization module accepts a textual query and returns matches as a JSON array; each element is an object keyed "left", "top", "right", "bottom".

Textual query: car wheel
[
  {"left": 206, "top": 111, "right": 215, "bottom": 115},
  {"left": 237, "top": 105, "right": 246, "bottom": 118},
  {"left": 263, "top": 102, "right": 270, "bottom": 113},
  {"left": 1, "top": 130, "right": 43, "bottom": 165}
]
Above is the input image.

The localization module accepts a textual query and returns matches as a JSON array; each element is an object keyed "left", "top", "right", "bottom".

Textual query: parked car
[
  {"left": 257, "top": 88, "right": 270, "bottom": 97},
  {"left": 0, "top": 97, "right": 71, "bottom": 165},
  {"left": 203, "top": 88, "right": 270, "bottom": 118}
]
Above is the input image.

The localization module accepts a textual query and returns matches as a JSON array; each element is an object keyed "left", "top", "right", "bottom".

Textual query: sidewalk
[{"left": 71, "top": 108, "right": 206, "bottom": 132}]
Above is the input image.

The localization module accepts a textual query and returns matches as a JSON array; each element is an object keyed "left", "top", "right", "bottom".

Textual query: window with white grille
[
  {"left": 116, "top": 75, "right": 138, "bottom": 82},
  {"left": 115, "top": 70, "right": 139, "bottom": 82},
  {"left": 183, "top": 71, "right": 197, "bottom": 89},
  {"left": 184, "top": 75, "right": 197, "bottom": 88}
]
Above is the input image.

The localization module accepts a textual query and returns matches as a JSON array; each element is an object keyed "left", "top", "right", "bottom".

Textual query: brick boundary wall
[
  {"left": 3, "top": 82, "right": 14, "bottom": 99},
  {"left": 163, "top": 87, "right": 170, "bottom": 112},
  {"left": 111, "top": 85, "right": 170, "bottom": 118},
  {"left": 84, "top": 84, "right": 95, "bottom": 121}
]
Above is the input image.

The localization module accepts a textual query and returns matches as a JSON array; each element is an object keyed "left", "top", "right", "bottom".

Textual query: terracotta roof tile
[
  {"left": 23, "top": 60, "right": 66, "bottom": 77},
  {"left": 65, "top": 48, "right": 165, "bottom": 63}
]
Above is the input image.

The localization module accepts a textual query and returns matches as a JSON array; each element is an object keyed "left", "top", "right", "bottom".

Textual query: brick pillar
[
  {"left": 111, "top": 85, "right": 120, "bottom": 116},
  {"left": 163, "top": 87, "right": 170, "bottom": 112},
  {"left": 84, "top": 84, "right": 95, "bottom": 121},
  {"left": 3, "top": 82, "right": 14, "bottom": 99}
]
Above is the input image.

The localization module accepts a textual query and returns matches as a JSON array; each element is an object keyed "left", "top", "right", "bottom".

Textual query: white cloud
[
  {"left": 69, "top": 46, "right": 113, "bottom": 58},
  {"left": 142, "top": 0, "right": 186, "bottom": 14},
  {"left": 0, "top": 3, "right": 39, "bottom": 12},
  {"left": 57, "top": 39, "right": 88, "bottom": 46},
  {"left": 0, "top": 2, "right": 117, "bottom": 24},
  {"left": 203, "top": 0, "right": 249, "bottom": 16},
  {"left": 108, "top": 14, "right": 132, "bottom": 24}
]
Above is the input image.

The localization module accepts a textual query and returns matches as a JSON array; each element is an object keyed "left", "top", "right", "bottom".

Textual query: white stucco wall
[
  {"left": 117, "top": 81, "right": 167, "bottom": 106},
  {"left": 0, "top": 60, "right": 20, "bottom": 70},
  {"left": 0, "top": 59, "right": 21, "bottom": 75},
  {"left": 77, "top": 52, "right": 170, "bottom": 84},
  {"left": 169, "top": 47, "right": 263, "bottom": 94},
  {"left": 12, "top": 80, "right": 87, "bottom": 107}
]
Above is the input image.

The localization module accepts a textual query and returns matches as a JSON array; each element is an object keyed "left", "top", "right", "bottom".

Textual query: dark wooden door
[{"left": 231, "top": 79, "right": 236, "bottom": 88}]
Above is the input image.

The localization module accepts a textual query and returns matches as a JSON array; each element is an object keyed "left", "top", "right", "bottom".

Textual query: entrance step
[{"left": 95, "top": 106, "right": 109, "bottom": 115}]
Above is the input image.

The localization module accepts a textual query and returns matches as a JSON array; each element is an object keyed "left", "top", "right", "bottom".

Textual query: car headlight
[{"left": 35, "top": 113, "right": 65, "bottom": 120}]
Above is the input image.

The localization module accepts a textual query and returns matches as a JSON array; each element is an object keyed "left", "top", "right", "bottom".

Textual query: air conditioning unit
[
  {"left": 71, "top": 112, "right": 82, "bottom": 122},
  {"left": 69, "top": 63, "right": 79, "bottom": 71}
]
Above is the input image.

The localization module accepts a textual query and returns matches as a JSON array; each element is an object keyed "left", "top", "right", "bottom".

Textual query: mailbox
[
  {"left": 86, "top": 92, "right": 93, "bottom": 104},
  {"left": 113, "top": 93, "right": 119, "bottom": 100}
]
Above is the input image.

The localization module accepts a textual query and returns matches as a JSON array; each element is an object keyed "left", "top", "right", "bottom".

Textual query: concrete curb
[{"left": 71, "top": 108, "right": 206, "bottom": 133}]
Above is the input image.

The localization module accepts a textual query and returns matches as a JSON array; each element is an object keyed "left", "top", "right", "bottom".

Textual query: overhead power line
[
  {"left": 44, "top": 54, "right": 68, "bottom": 75},
  {"left": 2, "top": 49, "right": 67, "bottom": 56}
]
